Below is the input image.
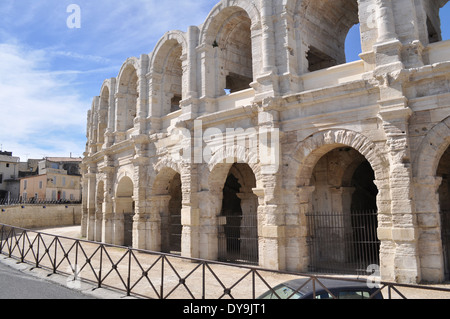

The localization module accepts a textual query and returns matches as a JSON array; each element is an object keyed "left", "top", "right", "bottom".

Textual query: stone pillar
[
  {"left": 379, "top": 106, "right": 421, "bottom": 284},
  {"left": 376, "top": 0, "right": 397, "bottom": 43},
  {"left": 180, "top": 164, "right": 200, "bottom": 259},
  {"left": 198, "top": 188, "right": 221, "bottom": 261},
  {"left": 80, "top": 167, "right": 88, "bottom": 238},
  {"left": 255, "top": 184, "right": 286, "bottom": 271},
  {"left": 85, "top": 168, "right": 96, "bottom": 241},
  {"left": 134, "top": 54, "right": 149, "bottom": 135},
  {"left": 101, "top": 156, "right": 115, "bottom": 244},
  {"left": 131, "top": 151, "right": 150, "bottom": 250},
  {"left": 414, "top": 176, "right": 445, "bottom": 282}
]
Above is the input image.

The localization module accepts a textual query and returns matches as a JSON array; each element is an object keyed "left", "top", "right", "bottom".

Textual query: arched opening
[
  {"left": 438, "top": 146, "right": 450, "bottom": 279},
  {"left": 116, "top": 176, "right": 134, "bottom": 247},
  {"left": 424, "top": 0, "right": 450, "bottom": 43},
  {"left": 161, "top": 173, "right": 182, "bottom": 254},
  {"left": 95, "top": 181, "right": 104, "bottom": 242},
  {"left": 211, "top": 8, "right": 253, "bottom": 96},
  {"left": 163, "top": 42, "right": 183, "bottom": 114},
  {"left": 440, "top": 1, "right": 450, "bottom": 41},
  {"left": 218, "top": 163, "right": 259, "bottom": 265},
  {"left": 117, "top": 65, "right": 138, "bottom": 132},
  {"left": 152, "top": 168, "right": 183, "bottom": 255},
  {"left": 296, "top": 0, "right": 360, "bottom": 72},
  {"left": 307, "top": 147, "right": 379, "bottom": 275},
  {"left": 345, "top": 24, "right": 362, "bottom": 63}
]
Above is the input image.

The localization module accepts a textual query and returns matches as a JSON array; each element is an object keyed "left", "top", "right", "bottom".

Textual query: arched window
[
  {"left": 296, "top": 0, "right": 360, "bottom": 72},
  {"left": 440, "top": 2, "right": 450, "bottom": 41},
  {"left": 345, "top": 24, "right": 362, "bottom": 63},
  {"left": 206, "top": 7, "right": 253, "bottom": 96},
  {"left": 425, "top": 0, "right": 450, "bottom": 43},
  {"left": 117, "top": 64, "right": 138, "bottom": 132}
]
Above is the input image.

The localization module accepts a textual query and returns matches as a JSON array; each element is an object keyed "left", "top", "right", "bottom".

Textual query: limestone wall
[{"left": 0, "top": 205, "right": 81, "bottom": 229}]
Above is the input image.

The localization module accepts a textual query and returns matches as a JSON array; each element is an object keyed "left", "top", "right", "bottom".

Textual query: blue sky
[{"left": 0, "top": 1, "right": 449, "bottom": 161}]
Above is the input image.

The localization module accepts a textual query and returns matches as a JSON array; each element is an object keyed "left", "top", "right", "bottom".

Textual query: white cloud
[
  {"left": 0, "top": 42, "right": 88, "bottom": 160},
  {"left": 0, "top": 1, "right": 216, "bottom": 161}
]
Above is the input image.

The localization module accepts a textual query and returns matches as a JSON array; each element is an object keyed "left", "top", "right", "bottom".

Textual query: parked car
[{"left": 257, "top": 278, "right": 383, "bottom": 299}]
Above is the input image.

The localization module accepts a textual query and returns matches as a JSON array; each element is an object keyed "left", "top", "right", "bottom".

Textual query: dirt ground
[{"left": 4, "top": 225, "right": 450, "bottom": 299}]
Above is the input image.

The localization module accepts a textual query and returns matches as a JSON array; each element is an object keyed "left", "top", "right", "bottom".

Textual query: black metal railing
[
  {"left": 307, "top": 210, "right": 380, "bottom": 275},
  {"left": 0, "top": 197, "right": 81, "bottom": 207},
  {"left": 1, "top": 223, "right": 450, "bottom": 299}
]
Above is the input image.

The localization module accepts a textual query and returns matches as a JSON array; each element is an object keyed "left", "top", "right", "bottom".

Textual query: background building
[
  {"left": 20, "top": 157, "right": 82, "bottom": 203},
  {"left": 83, "top": 0, "right": 450, "bottom": 284},
  {"left": 0, "top": 151, "right": 21, "bottom": 201}
]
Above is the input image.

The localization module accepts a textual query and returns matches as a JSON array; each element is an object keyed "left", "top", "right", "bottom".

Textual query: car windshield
[{"left": 259, "top": 284, "right": 304, "bottom": 299}]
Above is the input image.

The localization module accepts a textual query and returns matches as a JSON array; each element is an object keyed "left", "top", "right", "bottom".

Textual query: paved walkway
[{"left": 3, "top": 225, "right": 450, "bottom": 299}]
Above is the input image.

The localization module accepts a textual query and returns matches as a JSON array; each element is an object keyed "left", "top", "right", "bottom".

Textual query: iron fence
[
  {"left": 218, "top": 214, "right": 258, "bottom": 265},
  {"left": 1, "top": 223, "right": 450, "bottom": 299},
  {"left": 307, "top": 210, "right": 380, "bottom": 275},
  {"left": 0, "top": 197, "right": 81, "bottom": 207}
]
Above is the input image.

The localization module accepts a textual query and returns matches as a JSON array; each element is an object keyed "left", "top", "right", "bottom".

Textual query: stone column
[
  {"left": 376, "top": 0, "right": 397, "bottom": 43},
  {"left": 414, "top": 176, "right": 445, "bottom": 282},
  {"left": 134, "top": 54, "right": 149, "bottom": 135},
  {"left": 198, "top": 188, "right": 221, "bottom": 261},
  {"left": 180, "top": 164, "right": 200, "bottom": 259},
  {"left": 131, "top": 150, "right": 150, "bottom": 250},
  {"left": 85, "top": 168, "right": 96, "bottom": 241},
  {"left": 379, "top": 106, "right": 421, "bottom": 284},
  {"left": 101, "top": 165, "right": 115, "bottom": 245}
]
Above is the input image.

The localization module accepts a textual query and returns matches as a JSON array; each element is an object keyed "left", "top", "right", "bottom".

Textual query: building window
[
  {"left": 39, "top": 181, "right": 43, "bottom": 189},
  {"left": 23, "top": 180, "right": 27, "bottom": 189},
  {"left": 0, "top": 174, "right": 2, "bottom": 184}
]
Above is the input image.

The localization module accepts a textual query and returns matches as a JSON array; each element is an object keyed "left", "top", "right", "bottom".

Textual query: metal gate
[
  {"left": 123, "top": 213, "right": 134, "bottom": 247},
  {"left": 169, "top": 212, "right": 182, "bottom": 254},
  {"left": 218, "top": 214, "right": 258, "bottom": 265},
  {"left": 306, "top": 210, "right": 380, "bottom": 275}
]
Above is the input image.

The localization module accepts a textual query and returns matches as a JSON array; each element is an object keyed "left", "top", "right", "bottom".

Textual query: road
[{"left": 0, "top": 259, "right": 94, "bottom": 299}]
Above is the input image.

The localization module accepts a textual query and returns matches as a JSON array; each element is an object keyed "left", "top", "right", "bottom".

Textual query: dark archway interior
[
  {"left": 438, "top": 146, "right": 450, "bottom": 279},
  {"left": 218, "top": 163, "right": 258, "bottom": 265}
]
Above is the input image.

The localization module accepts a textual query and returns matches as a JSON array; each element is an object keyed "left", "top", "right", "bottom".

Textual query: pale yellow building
[{"left": 20, "top": 157, "right": 82, "bottom": 202}]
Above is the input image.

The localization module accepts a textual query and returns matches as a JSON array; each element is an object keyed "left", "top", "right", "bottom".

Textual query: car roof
[{"left": 282, "top": 278, "right": 376, "bottom": 295}]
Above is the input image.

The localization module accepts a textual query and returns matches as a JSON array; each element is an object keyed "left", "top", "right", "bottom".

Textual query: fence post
[{"left": 127, "top": 248, "right": 132, "bottom": 296}]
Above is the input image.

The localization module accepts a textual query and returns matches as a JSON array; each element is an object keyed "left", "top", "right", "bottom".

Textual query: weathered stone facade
[{"left": 82, "top": 0, "right": 450, "bottom": 284}]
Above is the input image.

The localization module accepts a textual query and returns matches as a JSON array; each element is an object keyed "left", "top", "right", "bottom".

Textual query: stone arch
[
  {"left": 149, "top": 31, "right": 188, "bottom": 74},
  {"left": 116, "top": 58, "right": 140, "bottom": 133},
  {"left": 207, "top": 144, "right": 262, "bottom": 190},
  {"left": 288, "top": 0, "right": 364, "bottom": 73},
  {"left": 97, "top": 83, "right": 110, "bottom": 147},
  {"left": 148, "top": 31, "right": 188, "bottom": 118},
  {"left": 199, "top": 1, "right": 262, "bottom": 98},
  {"left": 422, "top": 0, "right": 450, "bottom": 44},
  {"left": 414, "top": 116, "right": 450, "bottom": 179},
  {"left": 413, "top": 116, "right": 450, "bottom": 283},
  {"left": 283, "top": 129, "right": 390, "bottom": 273},
  {"left": 202, "top": 144, "right": 263, "bottom": 264},
  {"left": 199, "top": 0, "right": 261, "bottom": 46},
  {"left": 149, "top": 160, "right": 183, "bottom": 254},
  {"left": 287, "top": 129, "right": 389, "bottom": 188},
  {"left": 114, "top": 175, "right": 135, "bottom": 247}
]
